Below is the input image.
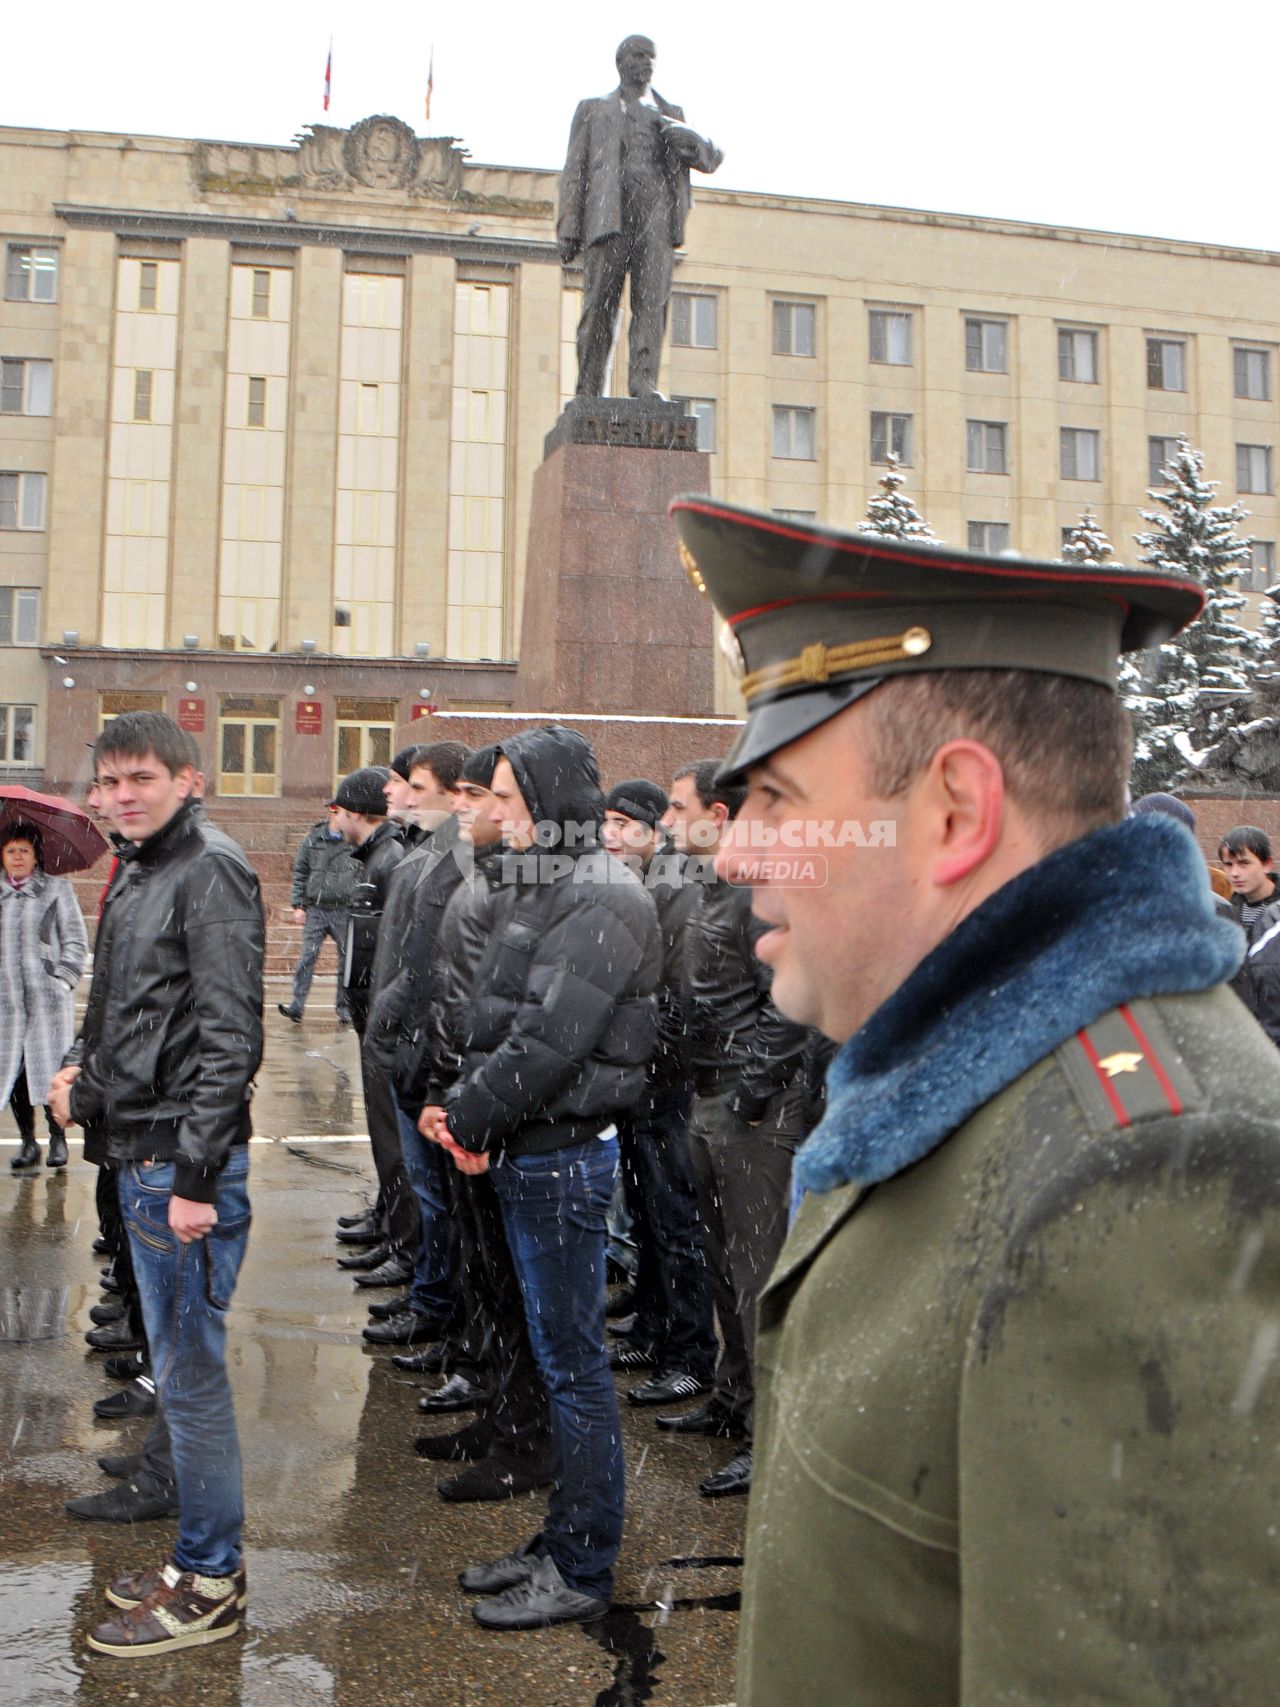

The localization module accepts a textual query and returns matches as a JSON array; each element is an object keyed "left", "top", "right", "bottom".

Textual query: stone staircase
[{"left": 67, "top": 798, "right": 336, "bottom": 980}]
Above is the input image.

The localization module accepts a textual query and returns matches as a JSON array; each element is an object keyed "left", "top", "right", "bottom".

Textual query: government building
[{"left": 3, "top": 114, "right": 1278, "bottom": 798}]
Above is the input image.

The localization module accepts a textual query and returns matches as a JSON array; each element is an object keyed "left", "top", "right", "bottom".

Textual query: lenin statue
[{"left": 558, "top": 36, "right": 723, "bottom": 400}]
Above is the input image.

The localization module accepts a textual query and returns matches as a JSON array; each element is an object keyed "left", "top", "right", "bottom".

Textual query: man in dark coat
[
  {"left": 50, "top": 710, "right": 263, "bottom": 1658},
  {"left": 670, "top": 495, "right": 1280, "bottom": 1706},
  {"left": 421, "top": 726, "right": 661, "bottom": 1630},
  {"left": 279, "top": 804, "right": 357, "bottom": 1024},
  {"left": 558, "top": 35, "right": 722, "bottom": 397}
]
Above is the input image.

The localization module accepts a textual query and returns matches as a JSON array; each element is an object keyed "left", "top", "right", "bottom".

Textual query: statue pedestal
[{"left": 514, "top": 403, "right": 714, "bottom": 716}]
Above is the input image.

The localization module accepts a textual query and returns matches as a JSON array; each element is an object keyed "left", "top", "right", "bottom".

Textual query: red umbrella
[{"left": 0, "top": 785, "right": 110, "bottom": 875}]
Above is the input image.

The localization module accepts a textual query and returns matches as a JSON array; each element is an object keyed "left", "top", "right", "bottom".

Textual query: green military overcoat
[{"left": 741, "top": 987, "right": 1280, "bottom": 1705}]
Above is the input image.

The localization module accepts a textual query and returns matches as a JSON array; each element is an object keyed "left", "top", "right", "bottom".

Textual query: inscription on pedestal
[{"left": 544, "top": 397, "right": 699, "bottom": 458}]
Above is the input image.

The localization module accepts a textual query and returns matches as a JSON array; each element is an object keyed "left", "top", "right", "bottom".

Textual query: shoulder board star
[{"left": 1097, "top": 1051, "right": 1144, "bottom": 1078}]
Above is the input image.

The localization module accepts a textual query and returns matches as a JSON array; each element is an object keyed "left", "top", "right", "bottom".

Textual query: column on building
[
  {"left": 102, "top": 256, "right": 180, "bottom": 649},
  {"left": 447, "top": 279, "right": 509, "bottom": 660}
]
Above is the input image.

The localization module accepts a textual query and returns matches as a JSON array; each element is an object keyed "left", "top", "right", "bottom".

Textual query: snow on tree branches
[{"left": 860, "top": 454, "right": 938, "bottom": 542}]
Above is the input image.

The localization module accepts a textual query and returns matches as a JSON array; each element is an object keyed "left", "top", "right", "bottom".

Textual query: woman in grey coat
[{"left": 1, "top": 823, "right": 88, "bottom": 1170}]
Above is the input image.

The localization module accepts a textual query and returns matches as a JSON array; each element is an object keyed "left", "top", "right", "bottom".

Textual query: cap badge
[
  {"left": 741, "top": 624, "right": 933, "bottom": 704},
  {"left": 679, "top": 540, "right": 707, "bottom": 595},
  {"left": 718, "top": 620, "right": 746, "bottom": 679}
]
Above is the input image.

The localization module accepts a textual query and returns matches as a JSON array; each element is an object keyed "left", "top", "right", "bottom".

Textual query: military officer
[{"left": 670, "top": 496, "right": 1280, "bottom": 1705}]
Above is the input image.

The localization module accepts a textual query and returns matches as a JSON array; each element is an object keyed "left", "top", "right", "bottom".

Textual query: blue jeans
[
  {"left": 290, "top": 907, "right": 351, "bottom": 1017},
  {"left": 119, "top": 1147, "right": 252, "bottom": 1579},
  {"left": 491, "top": 1137, "right": 623, "bottom": 1604},
  {"left": 395, "top": 1105, "right": 453, "bottom": 1318}
]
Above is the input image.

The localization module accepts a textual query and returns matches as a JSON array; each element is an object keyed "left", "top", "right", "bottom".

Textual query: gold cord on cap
[{"left": 741, "top": 625, "right": 932, "bottom": 704}]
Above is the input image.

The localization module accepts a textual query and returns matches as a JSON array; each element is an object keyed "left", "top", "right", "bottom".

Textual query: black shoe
[
  {"left": 628, "top": 1370, "right": 712, "bottom": 1408},
  {"left": 64, "top": 1477, "right": 179, "bottom": 1522},
  {"left": 606, "top": 1315, "right": 636, "bottom": 1338},
  {"left": 459, "top": 1537, "right": 540, "bottom": 1594},
  {"left": 471, "top": 1554, "right": 607, "bottom": 1628},
  {"left": 392, "top": 1344, "right": 447, "bottom": 1374},
  {"left": 99, "top": 1265, "right": 124, "bottom": 1295},
  {"left": 609, "top": 1343, "right": 655, "bottom": 1372},
  {"left": 336, "top": 1207, "right": 375, "bottom": 1229},
  {"left": 85, "top": 1318, "right": 144, "bottom": 1353},
  {"left": 277, "top": 1003, "right": 302, "bottom": 1023},
  {"left": 354, "top": 1254, "right": 415, "bottom": 1289},
  {"left": 97, "top": 1452, "right": 143, "bottom": 1479},
  {"left": 363, "top": 1309, "right": 445, "bottom": 1346},
  {"left": 89, "top": 1302, "right": 126, "bottom": 1327},
  {"left": 414, "top": 1422, "right": 493, "bottom": 1462},
  {"left": 336, "top": 1240, "right": 392, "bottom": 1272},
  {"left": 103, "top": 1349, "right": 150, "bottom": 1382},
  {"left": 92, "top": 1235, "right": 111, "bottom": 1255},
  {"left": 10, "top": 1135, "right": 40, "bottom": 1171},
  {"left": 438, "top": 1458, "right": 553, "bottom": 1504},
  {"left": 93, "top": 1377, "right": 156, "bottom": 1421},
  {"left": 699, "top": 1448, "right": 753, "bottom": 1498},
  {"left": 418, "top": 1373, "right": 490, "bottom": 1415},
  {"left": 47, "top": 1133, "right": 69, "bottom": 1169},
  {"left": 655, "top": 1397, "right": 746, "bottom": 1438},
  {"left": 366, "top": 1292, "right": 412, "bottom": 1321},
  {"left": 335, "top": 1218, "right": 382, "bottom": 1246}
]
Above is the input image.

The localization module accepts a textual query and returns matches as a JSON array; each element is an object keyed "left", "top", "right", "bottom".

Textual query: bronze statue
[{"left": 558, "top": 36, "right": 723, "bottom": 400}]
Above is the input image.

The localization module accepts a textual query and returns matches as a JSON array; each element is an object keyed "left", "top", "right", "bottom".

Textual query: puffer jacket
[
  {"left": 290, "top": 821, "right": 359, "bottom": 909},
  {"left": 685, "top": 867, "right": 810, "bottom": 1116},
  {"left": 67, "top": 800, "right": 264, "bottom": 1202},
  {"left": 444, "top": 725, "right": 662, "bottom": 1156}
]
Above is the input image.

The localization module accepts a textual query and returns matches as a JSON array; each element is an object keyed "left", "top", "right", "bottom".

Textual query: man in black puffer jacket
[{"left": 421, "top": 725, "right": 661, "bottom": 1632}]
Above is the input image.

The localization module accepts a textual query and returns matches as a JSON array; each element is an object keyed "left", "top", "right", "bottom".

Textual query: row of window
[
  {"left": 958, "top": 528, "right": 1277, "bottom": 589},
  {"left": 670, "top": 291, "right": 1277, "bottom": 402},
  {"left": 5, "top": 245, "right": 278, "bottom": 323}
]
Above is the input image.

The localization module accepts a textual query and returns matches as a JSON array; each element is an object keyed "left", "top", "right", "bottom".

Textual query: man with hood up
[{"left": 420, "top": 725, "right": 662, "bottom": 1630}]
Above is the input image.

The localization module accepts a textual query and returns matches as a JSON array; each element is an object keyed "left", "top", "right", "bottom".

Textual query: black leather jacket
[
  {"left": 67, "top": 800, "right": 264, "bottom": 1202},
  {"left": 685, "top": 869, "right": 809, "bottom": 1115},
  {"left": 342, "top": 819, "right": 405, "bottom": 994}
]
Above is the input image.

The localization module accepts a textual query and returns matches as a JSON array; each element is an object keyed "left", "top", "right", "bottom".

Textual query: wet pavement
[{"left": 0, "top": 999, "right": 742, "bottom": 1706}]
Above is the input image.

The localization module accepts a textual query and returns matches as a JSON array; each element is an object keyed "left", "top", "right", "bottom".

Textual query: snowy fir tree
[
  {"left": 860, "top": 454, "right": 939, "bottom": 542},
  {"left": 1129, "top": 438, "right": 1257, "bottom": 790},
  {"left": 1060, "top": 508, "right": 1114, "bottom": 566}
]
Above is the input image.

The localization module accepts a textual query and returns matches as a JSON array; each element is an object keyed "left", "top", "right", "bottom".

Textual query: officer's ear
[{"left": 920, "top": 740, "right": 1005, "bottom": 890}]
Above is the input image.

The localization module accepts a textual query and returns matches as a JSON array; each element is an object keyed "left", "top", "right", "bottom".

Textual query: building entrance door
[{"left": 218, "top": 698, "right": 281, "bottom": 796}]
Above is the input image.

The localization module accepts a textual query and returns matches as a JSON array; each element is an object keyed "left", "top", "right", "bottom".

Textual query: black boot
[
  {"left": 47, "top": 1131, "right": 69, "bottom": 1170},
  {"left": 10, "top": 1134, "right": 40, "bottom": 1171}
]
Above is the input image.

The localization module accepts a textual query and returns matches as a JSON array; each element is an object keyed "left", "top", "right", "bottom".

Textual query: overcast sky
[{"left": 10, "top": 0, "right": 1278, "bottom": 253}]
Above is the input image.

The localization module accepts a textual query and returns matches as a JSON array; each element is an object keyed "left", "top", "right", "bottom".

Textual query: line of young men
[{"left": 328, "top": 731, "right": 821, "bottom": 1627}]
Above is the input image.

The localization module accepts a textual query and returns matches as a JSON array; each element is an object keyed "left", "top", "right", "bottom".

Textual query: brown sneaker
[
  {"left": 87, "top": 1563, "right": 241, "bottom": 1656},
  {"left": 106, "top": 1560, "right": 247, "bottom": 1612}
]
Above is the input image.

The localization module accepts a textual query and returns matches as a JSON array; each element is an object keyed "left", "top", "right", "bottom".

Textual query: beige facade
[{"left": 1, "top": 115, "right": 1278, "bottom": 792}]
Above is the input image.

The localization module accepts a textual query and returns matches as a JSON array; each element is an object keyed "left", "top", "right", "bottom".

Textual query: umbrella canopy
[{"left": 0, "top": 786, "right": 110, "bottom": 875}]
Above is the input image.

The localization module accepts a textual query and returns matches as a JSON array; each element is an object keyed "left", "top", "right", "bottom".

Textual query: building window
[
  {"left": 246, "top": 376, "right": 267, "bottom": 428},
  {"left": 0, "top": 704, "right": 35, "bottom": 765},
  {"left": 138, "top": 261, "right": 158, "bottom": 311},
  {"left": 965, "top": 317, "right": 1007, "bottom": 374},
  {"left": 357, "top": 382, "right": 381, "bottom": 434},
  {"left": 968, "top": 521, "right": 1011, "bottom": 554},
  {"left": 773, "top": 301, "right": 816, "bottom": 357},
  {"left": 675, "top": 396, "right": 716, "bottom": 452},
  {"left": 132, "top": 369, "right": 153, "bottom": 422},
  {"left": 251, "top": 269, "right": 271, "bottom": 319},
  {"left": 869, "top": 309, "right": 912, "bottom": 366},
  {"left": 1060, "top": 427, "right": 1101, "bottom": 481},
  {"left": 1147, "top": 337, "right": 1186, "bottom": 392},
  {"left": 772, "top": 508, "right": 817, "bottom": 521},
  {"left": 1247, "top": 540, "right": 1276, "bottom": 592},
  {"left": 772, "top": 405, "right": 816, "bottom": 461},
  {"left": 870, "top": 411, "right": 913, "bottom": 464},
  {"left": 0, "top": 588, "right": 39, "bottom": 645},
  {"left": 966, "top": 419, "right": 1008, "bottom": 474},
  {"left": 1058, "top": 328, "right": 1099, "bottom": 384},
  {"left": 1148, "top": 435, "right": 1181, "bottom": 485},
  {"left": 5, "top": 245, "right": 58, "bottom": 303},
  {"left": 0, "top": 471, "right": 46, "bottom": 531},
  {"left": 1238, "top": 443, "right": 1274, "bottom": 495},
  {"left": 670, "top": 292, "right": 717, "bottom": 349},
  {"left": 0, "top": 357, "right": 52, "bottom": 416},
  {"left": 1235, "top": 346, "right": 1271, "bottom": 402}
]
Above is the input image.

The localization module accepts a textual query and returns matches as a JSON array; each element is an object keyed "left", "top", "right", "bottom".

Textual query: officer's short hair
[
  {"left": 1220, "top": 824, "right": 1273, "bottom": 864},
  {"left": 861, "top": 670, "right": 1131, "bottom": 847}
]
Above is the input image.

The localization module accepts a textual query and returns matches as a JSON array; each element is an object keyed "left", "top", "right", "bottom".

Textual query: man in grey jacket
[{"left": 279, "top": 804, "right": 357, "bottom": 1025}]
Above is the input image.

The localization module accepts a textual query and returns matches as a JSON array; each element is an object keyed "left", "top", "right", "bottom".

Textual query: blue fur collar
[{"left": 797, "top": 816, "right": 1243, "bottom": 1195}]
